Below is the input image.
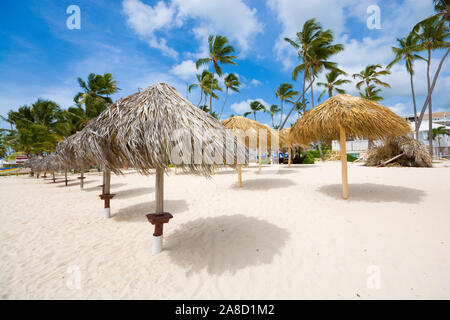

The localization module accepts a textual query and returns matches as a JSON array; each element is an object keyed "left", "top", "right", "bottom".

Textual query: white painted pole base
[
  {"left": 104, "top": 208, "right": 111, "bottom": 219},
  {"left": 152, "top": 235, "right": 163, "bottom": 255}
]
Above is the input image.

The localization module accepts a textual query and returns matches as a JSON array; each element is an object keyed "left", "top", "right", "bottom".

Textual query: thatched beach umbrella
[
  {"left": 290, "top": 94, "right": 411, "bottom": 199},
  {"left": 56, "top": 132, "right": 95, "bottom": 189},
  {"left": 222, "top": 116, "right": 279, "bottom": 184},
  {"left": 81, "top": 83, "right": 246, "bottom": 254},
  {"left": 279, "top": 127, "right": 308, "bottom": 167},
  {"left": 40, "top": 155, "right": 61, "bottom": 182}
]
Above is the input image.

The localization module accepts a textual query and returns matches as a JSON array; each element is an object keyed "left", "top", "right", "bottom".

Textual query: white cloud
[
  {"left": 170, "top": 60, "right": 198, "bottom": 81},
  {"left": 122, "top": 0, "right": 263, "bottom": 58},
  {"left": 122, "top": 0, "right": 178, "bottom": 58},
  {"left": 389, "top": 102, "right": 408, "bottom": 116},
  {"left": 230, "top": 98, "right": 270, "bottom": 114},
  {"left": 250, "top": 79, "right": 262, "bottom": 87}
]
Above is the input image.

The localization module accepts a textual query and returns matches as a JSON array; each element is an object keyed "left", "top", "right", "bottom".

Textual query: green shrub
[
  {"left": 347, "top": 154, "right": 358, "bottom": 162},
  {"left": 302, "top": 151, "right": 315, "bottom": 164}
]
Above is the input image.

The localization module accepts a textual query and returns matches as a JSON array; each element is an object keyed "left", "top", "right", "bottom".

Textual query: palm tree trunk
[
  {"left": 416, "top": 47, "right": 450, "bottom": 135},
  {"left": 310, "top": 76, "right": 324, "bottom": 161},
  {"left": 426, "top": 47, "right": 433, "bottom": 157},
  {"left": 254, "top": 112, "right": 256, "bottom": 121},
  {"left": 410, "top": 72, "right": 419, "bottom": 139},
  {"left": 219, "top": 87, "right": 228, "bottom": 120},
  {"left": 280, "top": 81, "right": 313, "bottom": 130},
  {"left": 197, "top": 89, "right": 203, "bottom": 107},
  {"left": 279, "top": 99, "right": 284, "bottom": 128},
  {"left": 210, "top": 63, "right": 215, "bottom": 115}
]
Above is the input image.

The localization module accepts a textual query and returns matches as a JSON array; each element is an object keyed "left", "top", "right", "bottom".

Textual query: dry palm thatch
[
  {"left": 38, "top": 155, "right": 61, "bottom": 172},
  {"left": 290, "top": 94, "right": 411, "bottom": 144},
  {"left": 82, "top": 83, "right": 246, "bottom": 176},
  {"left": 56, "top": 132, "right": 94, "bottom": 169},
  {"left": 24, "top": 156, "right": 43, "bottom": 172},
  {"left": 222, "top": 116, "right": 280, "bottom": 177},
  {"left": 279, "top": 127, "right": 308, "bottom": 149},
  {"left": 365, "top": 135, "right": 432, "bottom": 167},
  {"left": 221, "top": 116, "right": 281, "bottom": 150}
]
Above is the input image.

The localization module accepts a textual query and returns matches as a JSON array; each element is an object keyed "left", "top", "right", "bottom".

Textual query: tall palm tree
[
  {"left": 352, "top": 64, "right": 391, "bottom": 99},
  {"left": 74, "top": 73, "right": 119, "bottom": 119},
  {"left": 413, "top": 16, "right": 449, "bottom": 156},
  {"left": 317, "top": 69, "right": 350, "bottom": 101},
  {"left": 245, "top": 101, "right": 266, "bottom": 121},
  {"left": 275, "top": 83, "right": 298, "bottom": 127},
  {"left": 196, "top": 35, "right": 237, "bottom": 115},
  {"left": 282, "top": 19, "right": 343, "bottom": 129},
  {"left": 219, "top": 73, "right": 241, "bottom": 120},
  {"left": 267, "top": 104, "right": 280, "bottom": 128},
  {"left": 387, "top": 33, "right": 426, "bottom": 138},
  {"left": 352, "top": 65, "right": 390, "bottom": 150}
]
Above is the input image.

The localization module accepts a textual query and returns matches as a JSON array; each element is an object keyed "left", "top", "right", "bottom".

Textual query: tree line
[{"left": 1, "top": 1, "right": 448, "bottom": 160}]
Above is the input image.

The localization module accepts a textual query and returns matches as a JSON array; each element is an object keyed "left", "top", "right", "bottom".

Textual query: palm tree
[
  {"left": 359, "top": 85, "right": 384, "bottom": 102},
  {"left": 352, "top": 64, "right": 391, "bottom": 99},
  {"left": 282, "top": 18, "right": 343, "bottom": 129},
  {"left": 189, "top": 70, "right": 214, "bottom": 106},
  {"left": 431, "top": 126, "right": 450, "bottom": 154},
  {"left": 317, "top": 69, "right": 350, "bottom": 101},
  {"left": 294, "top": 98, "right": 309, "bottom": 120},
  {"left": 0, "top": 110, "right": 16, "bottom": 130},
  {"left": 267, "top": 104, "right": 280, "bottom": 128},
  {"left": 196, "top": 35, "right": 237, "bottom": 115},
  {"left": 219, "top": 73, "right": 241, "bottom": 120},
  {"left": 74, "top": 73, "right": 119, "bottom": 119},
  {"left": 352, "top": 64, "right": 390, "bottom": 151},
  {"left": 276, "top": 83, "right": 298, "bottom": 127},
  {"left": 413, "top": 16, "right": 449, "bottom": 156},
  {"left": 248, "top": 101, "right": 266, "bottom": 121},
  {"left": 387, "top": 33, "right": 426, "bottom": 138}
]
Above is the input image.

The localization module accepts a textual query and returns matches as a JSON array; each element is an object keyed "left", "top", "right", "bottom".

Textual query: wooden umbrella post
[
  {"left": 339, "top": 126, "right": 349, "bottom": 199},
  {"left": 288, "top": 142, "right": 292, "bottom": 168},
  {"left": 52, "top": 171, "right": 56, "bottom": 183},
  {"left": 64, "top": 169, "right": 68, "bottom": 186},
  {"left": 258, "top": 143, "right": 262, "bottom": 174},
  {"left": 146, "top": 167, "right": 172, "bottom": 255},
  {"left": 237, "top": 164, "right": 242, "bottom": 188},
  {"left": 99, "top": 168, "right": 115, "bottom": 218},
  {"left": 78, "top": 165, "right": 85, "bottom": 190}
]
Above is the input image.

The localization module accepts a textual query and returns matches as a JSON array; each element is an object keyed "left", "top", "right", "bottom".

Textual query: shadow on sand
[
  {"left": 113, "top": 199, "right": 188, "bottom": 222},
  {"left": 231, "top": 178, "right": 296, "bottom": 190},
  {"left": 56, "top": 180, "right": 95, "bottom": 188},
  {"left": 318, "top": 183, "right": 426, "bottom": 204},
  {"left": 166, "top": 215, "right": 289, "bottom": 275},
  {"left": 82, "top": 182, "right": 127, "bottom": 192},
  {"left": 115, "top": 187, "right": 154, "bottom": 199}
]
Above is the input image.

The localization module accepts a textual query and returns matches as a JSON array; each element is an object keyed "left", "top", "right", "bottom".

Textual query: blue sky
[{"left": 0, "top": 0, "right": 448, "bottom": 129}]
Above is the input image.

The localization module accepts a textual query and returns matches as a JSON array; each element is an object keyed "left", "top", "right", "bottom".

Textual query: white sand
[{"left": 0, "top": 161, "right": 449, "bottom": 299}]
